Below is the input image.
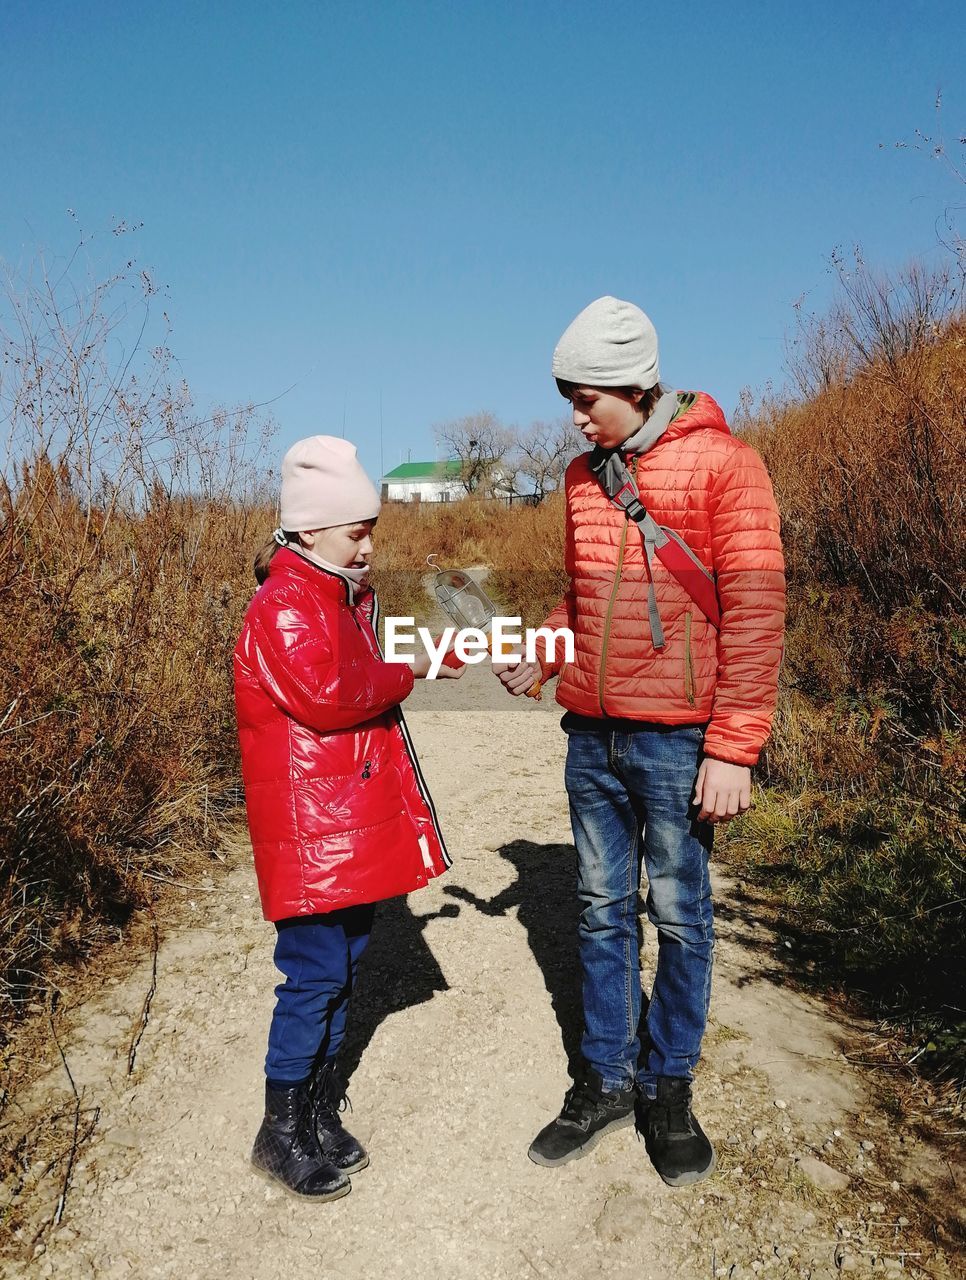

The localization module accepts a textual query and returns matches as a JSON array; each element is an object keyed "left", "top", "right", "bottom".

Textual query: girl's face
[
  {"left": 566, "top": 386, "right": 645, "bottom": 450},
  {"left": 300, "top": 520, "right": 376, "bottom": 569}
]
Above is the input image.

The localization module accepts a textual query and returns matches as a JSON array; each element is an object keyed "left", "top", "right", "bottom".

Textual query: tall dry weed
[
  {"left": 0, "top": 248, "right": 274, "bottom": 1027},
  {"left": 732, "top": 259, "right": 965, "bottom": 1073}
]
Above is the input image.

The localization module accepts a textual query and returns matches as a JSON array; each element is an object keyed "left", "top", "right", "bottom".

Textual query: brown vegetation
[
  {"left": 0, "top": 254, "right": 274, "bottom": 1028},
  {"left": 371, "top": 494, "right": 569, "bottom": 625},
  {"left": 732, "top": 258, "right": 964, "bottom": 1074}
]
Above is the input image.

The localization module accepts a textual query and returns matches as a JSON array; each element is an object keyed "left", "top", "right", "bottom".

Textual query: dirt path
[{"left": 5, "top": 667, "right": 963, "bottom": 1280}]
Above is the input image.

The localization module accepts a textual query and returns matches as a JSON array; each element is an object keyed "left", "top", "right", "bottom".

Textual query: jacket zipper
[
  {"left": 598, "top": 520, "right": 628, "bottom": 714},
  {"left": 369, "top": 592, "right": 452, "bottom": 869},
  {"left": 684, "top": 610, "right": 696, "bottom": 707},
  {"left": 361, "top": 759, "right": 372, "bottom": 780}
]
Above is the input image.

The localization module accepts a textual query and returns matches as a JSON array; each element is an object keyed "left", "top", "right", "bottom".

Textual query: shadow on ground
[
  {"left": 339, "top": 839, "right": 964, "bottom": 1256},
  {"left": 340, "top": 897, "right": 459, "bottom": 1082},
  {"left": 445, "top": 840, "right": 584, "bottom": 1073}
]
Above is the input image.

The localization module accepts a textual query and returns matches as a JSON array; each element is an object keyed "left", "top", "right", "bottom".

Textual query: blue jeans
[
  {"left": 265, "top": 904, "right": 375, "bottom": 1086},
  {"left": 563, "top": 715, "right": 714, "bottom": 1095}
]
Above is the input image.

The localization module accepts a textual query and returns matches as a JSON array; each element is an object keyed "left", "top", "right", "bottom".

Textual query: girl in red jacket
[
  {"left": 497, "top": 297, "right": 785, "bottom": 1186},
  {"left": 234, "top": 435, "right": 460, "bottom": 1202}
]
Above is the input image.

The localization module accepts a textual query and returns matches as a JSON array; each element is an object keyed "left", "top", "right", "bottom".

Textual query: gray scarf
[
  {"left": 587, "top": 391, "right": 681, "bottom": 649},
  {"left": 590, "top": 390, "right": 680, "bottom": 494}
]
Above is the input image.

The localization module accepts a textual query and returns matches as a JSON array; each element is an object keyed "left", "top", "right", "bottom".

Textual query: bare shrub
[
  {"left": 0, "top": 244, "right": 275, "bottom": 1024},
  {"left": 734, "top": 257, "right": 965, "bottom": 1072}
]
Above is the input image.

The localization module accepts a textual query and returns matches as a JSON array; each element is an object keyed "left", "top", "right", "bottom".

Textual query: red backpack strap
[{"left": 588, "top": 448, "right": 720, "bottom": 640}]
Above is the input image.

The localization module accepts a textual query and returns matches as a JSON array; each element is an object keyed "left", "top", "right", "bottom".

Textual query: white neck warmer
[{"left": 281, "top": 537, "right": 371, "bottom": 600}]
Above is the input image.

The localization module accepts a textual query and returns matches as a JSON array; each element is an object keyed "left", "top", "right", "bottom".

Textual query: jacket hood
[{"left": 661, "top": 391, "right": 730, "bottom": 445}]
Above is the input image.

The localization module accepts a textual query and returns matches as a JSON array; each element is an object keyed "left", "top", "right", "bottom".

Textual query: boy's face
[{"left": 566, "top": 386, "right": 645, "bottom": 450}]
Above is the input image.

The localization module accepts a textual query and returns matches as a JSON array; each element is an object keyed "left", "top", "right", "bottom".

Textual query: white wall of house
[{"left": 384, "top": 478, "right": 463, "bottom": 502}]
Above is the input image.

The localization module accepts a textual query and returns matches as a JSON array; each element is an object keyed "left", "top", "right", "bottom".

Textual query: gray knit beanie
[{"left": 552, "top": 296, "right": 660, "bottom": 391}]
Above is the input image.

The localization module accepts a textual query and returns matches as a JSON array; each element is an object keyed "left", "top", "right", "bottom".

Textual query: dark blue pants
[
  {"left": 564, "top": 717, "right": 714, "bottom": 1095},
  {"left": 265, "top": 904, "right": 375, "bottom": 1086}
]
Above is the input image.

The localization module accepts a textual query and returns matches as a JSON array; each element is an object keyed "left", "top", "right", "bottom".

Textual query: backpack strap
[
  {"left": 589, "top": 443, "right": 720, "bottom": 647},
  {"left": 598, "top": 468, "right": 668, "bottom": 648}
]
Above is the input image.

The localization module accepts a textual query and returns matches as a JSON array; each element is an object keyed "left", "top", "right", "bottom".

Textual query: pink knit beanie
[{"left": 279, "top": 436, "right": 381, "bottom": 531}]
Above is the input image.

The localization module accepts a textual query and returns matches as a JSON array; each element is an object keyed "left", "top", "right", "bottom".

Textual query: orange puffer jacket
[{"left": 540, "top": 392, "right": 785, "bottom": 766}]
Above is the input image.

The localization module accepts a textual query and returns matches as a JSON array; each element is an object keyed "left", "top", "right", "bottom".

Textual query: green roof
[{"left": 382, "top": 460, "right": 462, "bottom": 481}]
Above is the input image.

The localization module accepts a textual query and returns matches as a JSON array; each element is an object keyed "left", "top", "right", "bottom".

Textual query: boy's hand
[
  {"left": 492, "top": 658, "right": 541, "bottom": 696},
  {"left": 694, "top": 758, "right": 752, "bottom": 824}
]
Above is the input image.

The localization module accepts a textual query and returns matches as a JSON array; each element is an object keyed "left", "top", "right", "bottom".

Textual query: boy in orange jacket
[{"left": 497, "top": 297, "right": 785, "bottom": 1185}]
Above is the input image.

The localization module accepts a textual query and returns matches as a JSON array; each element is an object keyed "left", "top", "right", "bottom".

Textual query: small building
[{"left": 381, "top": 460, "right": 464, "bottom": 503}]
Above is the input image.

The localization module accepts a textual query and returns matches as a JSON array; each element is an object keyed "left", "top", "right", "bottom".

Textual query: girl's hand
[
  {"left": 409, "top": 647, "right": 465, "bottom": 679},
  {"left": 409, "top": 650, "right": 431, "bottom": 679},
  {"left": 693, "top": 758, "right": 752, "bottom": 824},
  {"left": 492, "top": 658, "right": 541, "bottom": 697}
]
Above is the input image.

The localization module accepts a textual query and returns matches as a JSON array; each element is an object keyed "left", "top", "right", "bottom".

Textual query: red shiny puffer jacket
[
  {"left": 233, "top": 546, "right": 449, "bottom": 921},
  {"left": 540, "top": 392, "right": 786, "bottom": 766}
]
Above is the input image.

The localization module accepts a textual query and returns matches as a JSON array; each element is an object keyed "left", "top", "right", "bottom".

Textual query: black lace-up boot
[
  {"left": 528, "top": 1067, "right": 636, "bottom": 1166},
  {"left": 309, "top": 1062, "right": 369, "bottom": 1174},
  {"left": 638, "top": 1076, "right": 716, "bottom": 1186},
  {"left": 251, "top": 1082, "right": 351, "bottom": 1200}
]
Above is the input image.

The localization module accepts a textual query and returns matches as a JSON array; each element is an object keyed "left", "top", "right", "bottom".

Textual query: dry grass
[
  {"left": 0, "top": 250, "right": 275, "bottom": 1033},
  {"left": 726, "top": 261, "right": 965, "bottom": 1077}
]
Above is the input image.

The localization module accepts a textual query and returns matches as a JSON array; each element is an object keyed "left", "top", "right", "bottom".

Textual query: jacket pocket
[{"left": 684, "top": 611, "right": 696, "bottom": 707}]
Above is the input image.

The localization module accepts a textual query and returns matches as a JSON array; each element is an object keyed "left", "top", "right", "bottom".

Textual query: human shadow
[
  {"left": 339, "top": 897, "right": 459, "bottom": 1083},
  {"left": 445, "top": 840, "right": 587, "bottom": 1072},
  {"left": 446, "top": 839, "right": 653, "bottom": 1078}
]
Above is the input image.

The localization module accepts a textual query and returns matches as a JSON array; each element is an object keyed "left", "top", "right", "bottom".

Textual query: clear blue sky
[{"left": 2, "top": 1, "right": 962, "bottom": 479}]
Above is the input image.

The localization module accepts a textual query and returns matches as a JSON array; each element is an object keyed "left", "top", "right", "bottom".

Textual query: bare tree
[
  {"left": 515, "top": 417, "right": 584, "bottom": 499},
  {"left": 434, "top": 411, "right": 517, "bottom": 496}
]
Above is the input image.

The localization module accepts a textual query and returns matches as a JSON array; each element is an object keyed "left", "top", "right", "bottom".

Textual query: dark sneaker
[
  {"left": 251, "top": 1083, "right": 351, "bottom": 1201},
  {"left": 638, "top": 1076, "right": 716, "bottom": 1186},
  {"left": 528, "top": 1068, "right": 636, "bottom": 1167},
  {"left": 309, "top": 1063, "right": 369, "bottom": 1174}
]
